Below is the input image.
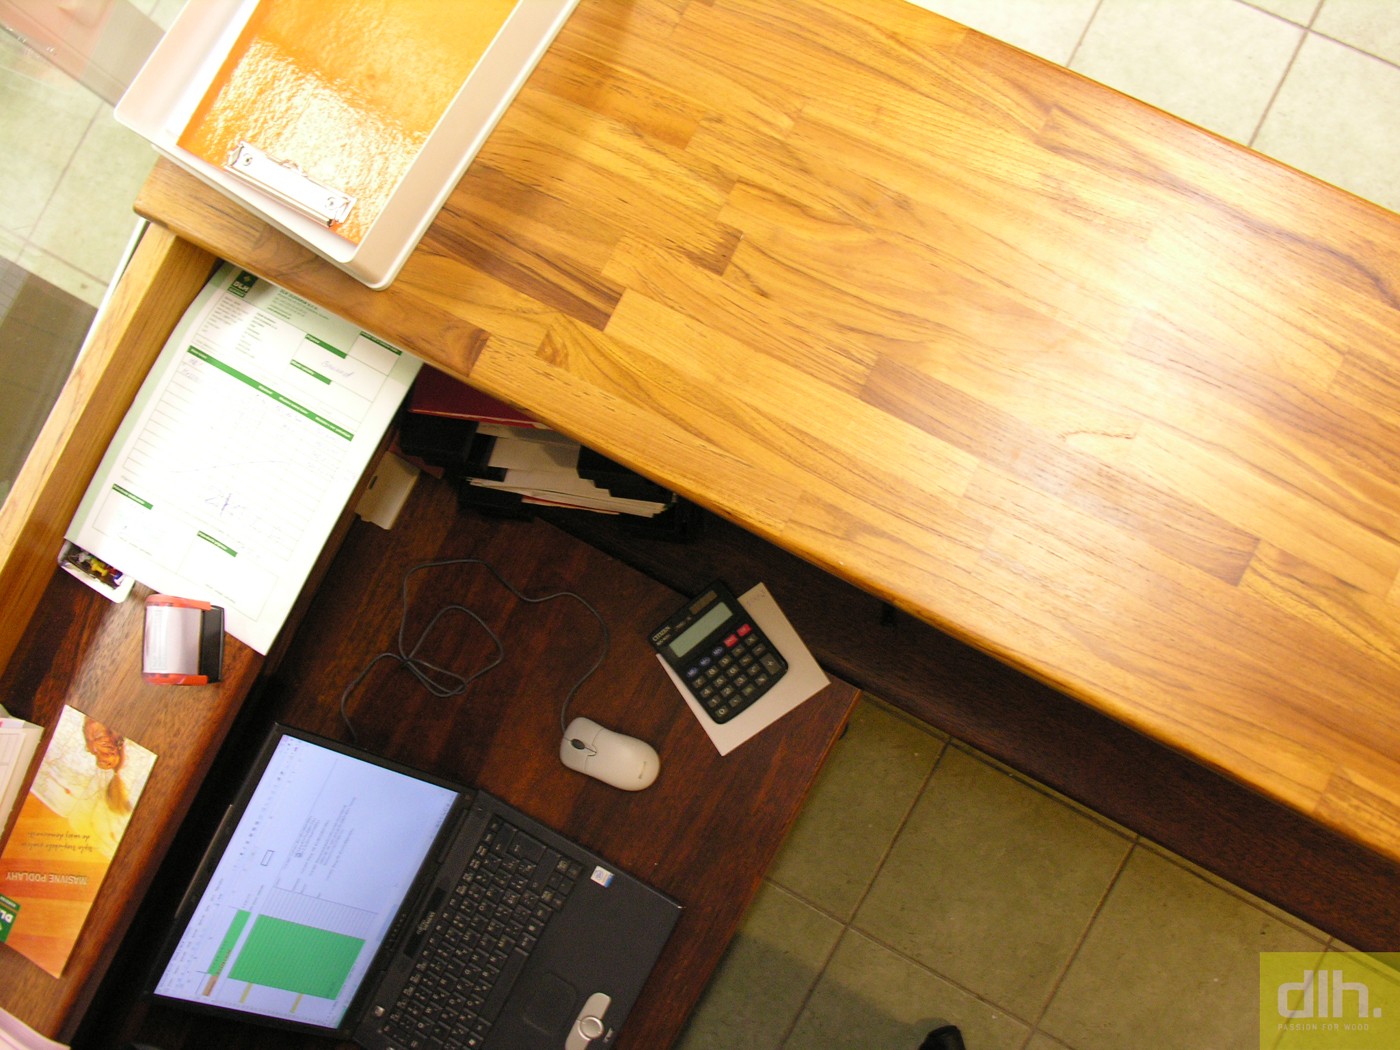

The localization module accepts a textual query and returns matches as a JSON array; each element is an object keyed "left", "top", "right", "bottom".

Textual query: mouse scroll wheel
[{"left": 569, "top": 738, "right": 595, "bottom": 755}]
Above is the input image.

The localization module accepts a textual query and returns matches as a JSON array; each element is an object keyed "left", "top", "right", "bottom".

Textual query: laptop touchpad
[{"left": 521, "top": 971, "right": 579, "bottom": 1035}]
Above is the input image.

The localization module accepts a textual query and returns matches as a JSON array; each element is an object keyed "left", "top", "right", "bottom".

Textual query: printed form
[{"left": 67, "top": 263, "right": 421, "bottom": 653}]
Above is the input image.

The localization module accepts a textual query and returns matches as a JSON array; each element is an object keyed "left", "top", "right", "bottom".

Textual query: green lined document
[{"left": 66, "top": 262, "right": 421, "bottom": 653}]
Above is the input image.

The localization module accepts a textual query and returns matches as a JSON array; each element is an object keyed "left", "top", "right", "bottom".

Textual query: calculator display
[{"left": 666, "top": 602, "right": 733, "bottom": 659}]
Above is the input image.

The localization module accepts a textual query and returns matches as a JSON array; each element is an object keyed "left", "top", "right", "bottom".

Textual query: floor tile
[
  {"left": 1137, "top": 840, "right": 1331, "bottom": 942},
  {"left": 903, "top": 0, "right": 1100, "bottom": 65},
  {"left": 1071, "top": 0, "right": 1303, "bottom": 144},
  {"left": 15, "top": 241, "right": 115, "bottom": 308},
  {"left": 0, "top": 226, "right": 22, "bottom": 269},
  {"left": 948, "top": 742, "right": 1134, "bottom": 840},
  {"left": 141, "top": 0, "right": 190, "bottom": 30},
  {"left": 767, "top": 698, "right": 943, "bottom": 922},
  {"left": 785, "top": 930, "right": 1031, "bottom": 1050},
  {"left": 1024, "top": 1034, "right": 1074, "bottom": 1050},
  {"left": 1244, "top": 0, "right": 1322, "bottom": 26},
  {"left": 1314, "top": 0, "right": 1400, "bottom": 65},
  {"left": 674, "top": 882, "right": 843, "bottom": 1050},
  {"left": 853, "top": 746, "right": 1132, "bottom": 1019},
  {"left": 1253, "top": 31, "right": 1400, "bottom": 214},
  {"left": 1039, "top": 847, "right": 1328, "bottom": 1050},
  {"left": 30, "top": 108, "right": 154, "bottom": 296},
  {"left": 0, "top": 47, "right": 101, "bottom": 242},
  {"left": 0, "top": 256, "right": 99, "bottom": 510}
]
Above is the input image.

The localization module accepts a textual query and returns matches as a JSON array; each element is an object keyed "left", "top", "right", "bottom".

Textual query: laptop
[{"left": 146, "top": 724, "right": 681, "bottom": 1049}]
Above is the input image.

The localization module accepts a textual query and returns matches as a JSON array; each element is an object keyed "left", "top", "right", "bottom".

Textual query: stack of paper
[
  {"left": 395, "top": 370, "right": 677, "bottom": 518},
  {"left": 0, "top": 718, "right": 42, "bottom": 840},
  {"left": 463, "top": 427, "right": 674, "bottom": 517},
  {"left": 0, "top": 1005, "right": 67, "bottom": 1050}
]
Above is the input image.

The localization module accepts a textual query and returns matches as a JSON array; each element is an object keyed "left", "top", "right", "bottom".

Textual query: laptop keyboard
[{"left": 377, "top": 815, "right": 584, "bottom": 1050}]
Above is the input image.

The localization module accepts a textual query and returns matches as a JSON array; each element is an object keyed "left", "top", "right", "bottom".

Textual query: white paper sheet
[
  {"left": 0, "top": 718, "right": 43, "bottom": 839},
  {"left": 67, "top": 263, "right": 421, "bottom": 653},
  {"left": 658, "top": 584, "right": 830, "bottom": 755},
  {"left": 0, "top": 1006, "right": 68, "bottom": 1050}
]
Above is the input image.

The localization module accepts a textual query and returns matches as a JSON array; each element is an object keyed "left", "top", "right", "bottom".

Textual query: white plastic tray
[{"left": 116, "top": 0, "right": 579, "bottom": 288}]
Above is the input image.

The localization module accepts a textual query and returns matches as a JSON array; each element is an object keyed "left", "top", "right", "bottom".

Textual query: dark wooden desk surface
[
  {"left": 82, "top": 474, "right": 857, "bottom": 1050},
  {"left": 135, "top": 0, "right": 1400, "bottom": 872}
]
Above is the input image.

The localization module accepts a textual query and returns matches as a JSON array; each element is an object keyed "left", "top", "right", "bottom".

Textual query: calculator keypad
[{"left": 682, "top": 622, "right": 785, "bottom": 723}]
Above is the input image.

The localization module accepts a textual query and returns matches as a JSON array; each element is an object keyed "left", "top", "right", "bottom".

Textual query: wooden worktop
[{"left": 135, "top": 0, "right": 1400, "bottom": 867}]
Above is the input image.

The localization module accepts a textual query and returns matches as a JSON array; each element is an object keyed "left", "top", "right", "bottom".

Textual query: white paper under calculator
[{"left": 67, "top": 262, "right": 421, "bottom": 653}]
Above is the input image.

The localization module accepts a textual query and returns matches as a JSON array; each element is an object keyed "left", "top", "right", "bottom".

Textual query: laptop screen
[{"left": 151, "top": 727, "right": 461, "bottom": 1032}]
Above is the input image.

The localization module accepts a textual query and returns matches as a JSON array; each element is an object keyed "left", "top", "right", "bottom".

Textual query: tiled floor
[
  {"left": 0, "top": 0, "right": 181, "bottom": 507},
  {"left": 920, "top": 0, "right": 1400, "bottom": 214},
  {"left": 675, "top": 697, "right": 1344, "bottom": 1050},
  {"left": 6, "top": 1, "right": 1400, "bottom": 1047}
]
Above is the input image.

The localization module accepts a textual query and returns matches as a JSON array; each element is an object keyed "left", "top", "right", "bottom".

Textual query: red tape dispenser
[{"left": 143, "top": 595, "right": 225, "bottom": 685}]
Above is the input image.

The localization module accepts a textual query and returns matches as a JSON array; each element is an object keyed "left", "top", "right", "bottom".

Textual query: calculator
[{"left": 649, "top": 581, "right": 788, "bottom": 723}]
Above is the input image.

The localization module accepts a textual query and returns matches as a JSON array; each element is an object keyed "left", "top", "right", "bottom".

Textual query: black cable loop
[{"left": 337, "top": 557, "right": 609, "bottom": 744}]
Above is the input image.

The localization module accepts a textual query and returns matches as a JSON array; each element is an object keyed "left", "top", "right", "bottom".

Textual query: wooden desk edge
[
  {"left": 0, "top": 226, "right": 218, "bottom": 678},
  {"left": 0, "top": 228, "right": 229, "bottom": 1038}
]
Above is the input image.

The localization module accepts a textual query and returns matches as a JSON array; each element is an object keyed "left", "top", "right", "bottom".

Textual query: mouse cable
[{"left": 337, "top": 556, "right": 610, "bottom": 744}]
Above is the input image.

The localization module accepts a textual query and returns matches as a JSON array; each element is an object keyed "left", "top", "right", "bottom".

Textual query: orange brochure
[
  {"left": 178, "top": 0, "right": 519, "bottom": 245},
  {"left": 0, "top": 707, "right": 156, "bottom": 977}
]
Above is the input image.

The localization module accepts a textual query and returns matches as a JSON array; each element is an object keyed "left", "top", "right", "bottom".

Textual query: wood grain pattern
[{"left": 133, "top": 0, "right": 1400, "bottom": 869}]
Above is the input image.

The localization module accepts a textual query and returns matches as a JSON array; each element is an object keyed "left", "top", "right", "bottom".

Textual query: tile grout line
[
  {"left": 1060, "top": 0, "right": 1400, "bottom": 174},
  {"left": 832, "top": 921, "right": 1049, "bottom": 1037},
  {"left": 1235, "top": 0, "right": 1323, "bottom": 27},
  {"left": 30, "top": 92, "right": 105, "bottom": 250},
  {"left": 770, "top": 879, "right": 845, "bottom": 1050},
  {"left": 1019, "top": 835, "right": 1140, "bottom": 1043},
  {"left": 839, "top": 730, "right": 950, "bottom": 924},
  {"left": 1063, "top": 0, "right": 1107, "bottom": 69},
  {"left": 1235, "top": 0, "right": 1400, "bottom": 154},
  {"left": 772, "top": 752, "right": 1144, "bottom": 1049},
  {"left": 773, "top": 732, "right": 952, "bottom": 1048},
  {"left": 1312, "top": 28, "right": 1400, "bottom": 70},
  {"left": 772, "top": 731, "right": 1152, "bottom": 1047},
  {"left": 1247, "top": 22, "right": 1312, "bottom": 150},
  {"left": 1132, "top": 838, "right": 1338, "bottom": 943},
  {"left": 946, "top": 739, "right": 1140, "bottom": 843},
  {"left": 15, "top": 102, "right": 120, "bottom": 297}
]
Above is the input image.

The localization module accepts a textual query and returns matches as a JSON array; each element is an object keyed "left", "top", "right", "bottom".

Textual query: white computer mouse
[{"left": 560, "top": 717, "right": 660, "bottom": 791}]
